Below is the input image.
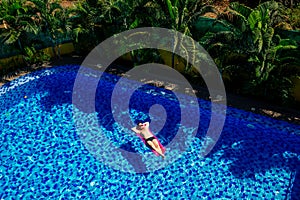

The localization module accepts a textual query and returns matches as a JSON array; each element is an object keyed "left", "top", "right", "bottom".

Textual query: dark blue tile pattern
[{"left": 0, "top": 65, "right": 299, "bottom": 199}]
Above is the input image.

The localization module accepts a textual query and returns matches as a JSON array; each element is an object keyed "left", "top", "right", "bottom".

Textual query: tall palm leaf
[
  {"left": 0, "top": 0, "right": 39, "bottom": 52},
  {"left": 25, "top": 0, "right": 66, "bottom": 57},
  {"left": 202, "top": 1, "right": 299, "bottom": 103},
  {"left": 162, "top": 0, "right": 217, "bottom": 69}
]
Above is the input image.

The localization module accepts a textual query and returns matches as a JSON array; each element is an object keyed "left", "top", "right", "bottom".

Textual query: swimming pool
[{"left": 0, "top": 65, "right": 299, "bottom": 199}]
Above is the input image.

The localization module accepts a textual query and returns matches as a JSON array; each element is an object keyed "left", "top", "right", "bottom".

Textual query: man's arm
[
  {"left": 144, "top": 122, "right": 150, "bottom": 128},
  {"left": 131, "top": 127, "right": 140, "bottom": 135}
]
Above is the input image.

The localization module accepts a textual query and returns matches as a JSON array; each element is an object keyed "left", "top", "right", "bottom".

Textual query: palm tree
[
  {"left": 201, "top": 1, "right": 299, "bottom": 103},
  {"left": 0, "top": 0, "right": 67, "bottom": 64},
  {"left": 0, "top": 0, "right": 47, "bottom": 66},
  {"left": 25, "top": 0, "right": 67, "bottom": 58},
  {"left": 0, "top": 0, "right": 39, "bottom": 54},
  {"left": 161, "top": 0, "right": 216, "bottom": 70},
  {"left": 66, "top": 0, "right": 116, "bottom": 53}
]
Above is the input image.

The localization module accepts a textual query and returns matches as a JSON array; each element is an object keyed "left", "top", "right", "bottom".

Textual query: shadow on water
[
  {"left": 209, "top": 114, "right": 300, "bottom": 198},
  {"left": 0, "top": 66, "right": 77, "bottom": 114},
  {"left": 38, "top": 70, "right": 76, "bottom": 112}
]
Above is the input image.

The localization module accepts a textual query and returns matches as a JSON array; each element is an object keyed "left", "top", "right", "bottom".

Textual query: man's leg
[
  {"left": 147, "top": 140, "right": 165, "bottom": 158},
  {"left": 153, "top": 139, "right": 165, "bottom": 158},
  {"left": 152, "top": 139, "right": 160, "bottom": 148}
]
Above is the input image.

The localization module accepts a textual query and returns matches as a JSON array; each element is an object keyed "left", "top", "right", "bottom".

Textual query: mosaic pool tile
[{"left": 0, "top": 65, "right": 299, "bottom": 199}]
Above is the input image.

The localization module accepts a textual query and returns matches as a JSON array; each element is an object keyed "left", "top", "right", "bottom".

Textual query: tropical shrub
[
  {"left": 200, "top": 1, "right": 300, "bottom": 104},
  {"left": 66, "top": 0, "right": 104, "bottom": 53},
  {"left": 0, "top": 0, "right": 66, "bottom": 69},
  {"left": 0, "top": 0, "right": 39, "bottom": 55},
  {"left": 160, "top": 0, "right": 216, "bottom": 70},
  {"left": 285, "top": 4, "right": 300, "bottom": 29},
  {"left": 26, "top": 0, "right": 68, "bottom": 52}
]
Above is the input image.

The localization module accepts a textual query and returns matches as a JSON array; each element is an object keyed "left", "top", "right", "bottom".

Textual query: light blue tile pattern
[{"left": 0, "top": 65, "right": 299, "bottom": 199}]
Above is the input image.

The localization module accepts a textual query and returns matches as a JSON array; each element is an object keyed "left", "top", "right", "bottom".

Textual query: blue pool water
[{"left": 0, "top": 65, "right": 299, "bottom": 199}]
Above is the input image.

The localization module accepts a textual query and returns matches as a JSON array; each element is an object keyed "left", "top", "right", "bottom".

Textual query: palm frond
[
  {"left": 262, "top": 26, "right": 274, "bottom": 48},
  {"left": 248, "top": 10, "right": 261, "bottom": 31},
  {"left": 1, "top": 30, "right": 21, "bottom": 44},
  {"left": 257, "top": 1, "right": 279, "bottom": 14},
  {"left": 219, "top": 9, "right": 248, "bottom": 32},
  {"left": 190, "top": 5, "right": 218, "bottom": 21},
  {"left": 278, "top": 38, "right": 298, "bottom": 46},
  {"left": 165, "top": 0, "right": 175, "bottom": 20},
  {"left": 229, "top": 2, "right": 253, "bottom": 18}
]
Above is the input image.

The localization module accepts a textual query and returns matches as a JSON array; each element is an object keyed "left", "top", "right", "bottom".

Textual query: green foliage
[
  {"left": 0, "top": 0, "right": 299, "bottom": 106},
  {"left": 27, "top": 0, "right": 66, "bottom": 36},
  {"left": 66, "top": 0, "right": 134, "bottom": 53},
  {"left": 282, "top": 4, "right": 300, "bottom": 30},
  {"left": 157, "top": 0, "right": 217, "bottom": 69},
  {"left": 290, "top": 6, "right": 300, "bottom": 29},
  {"left": 0, "top": 0, "right": 38, "bottom": 47},
  {"left": 23, "top": 46, "right": 50, "bottom": 66},
  {"left": 0, "top": 0, "right": 67, "bottom": 66},
  {"left": 66, "top": 0, "right": 99, "bottom": 53},
  {"left": 124, "top": 0, "right": 167, "bottom": 28},
  {"left": 201, "top": 1, "right": 300, "bottom": 105}
]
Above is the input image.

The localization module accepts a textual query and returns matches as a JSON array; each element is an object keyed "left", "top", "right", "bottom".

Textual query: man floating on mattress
[{"left": 132, "top": 121, "right": 166, "bottom": 159}]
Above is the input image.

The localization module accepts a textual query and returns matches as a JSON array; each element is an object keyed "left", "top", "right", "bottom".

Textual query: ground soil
[{"left": 1, "top": 54, "right": 299, "bottom": 125}]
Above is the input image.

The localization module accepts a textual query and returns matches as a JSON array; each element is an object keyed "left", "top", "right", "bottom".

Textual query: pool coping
[{"left": 0, "top": 54, "right": 299, "bottom": 125}]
